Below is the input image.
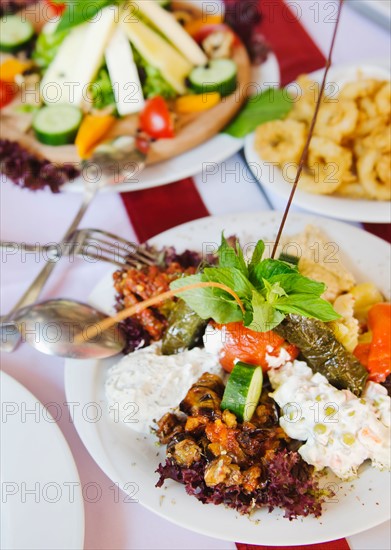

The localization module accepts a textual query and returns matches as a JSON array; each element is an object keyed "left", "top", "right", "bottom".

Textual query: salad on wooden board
[
  {"left": 100, "top": 225, "right": 391, "bottom": 521},
  {"left": 0, "top": 0, "right": 254, "bottom": 168}
]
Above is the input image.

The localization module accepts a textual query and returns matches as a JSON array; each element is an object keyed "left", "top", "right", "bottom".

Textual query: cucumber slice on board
[
  {"left": 221, "top": 362, "right": 263, "bottom": 422},
  {"left": 0, "top": 16, "right": 35, "bottom": 53},
  {"left": 33, "top": 105, "right": 83, "bottom": 146},
  {"left": 188, "top": 59, "right": 237, "bottom": 97}
]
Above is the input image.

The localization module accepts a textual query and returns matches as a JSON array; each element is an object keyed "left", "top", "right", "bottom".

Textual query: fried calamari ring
[
  {"left": 296, "top": 169, "right": 341, "bottom": 195},
  {"left": 335, "top": 181, "right": 369, "bottom": 199},
  {"left": 306, "top": 136, "right": 352, "bottom": 192},
  {"left": 374, "top": 82, "right": 391, "bottom": 118},
  {"left": 357, "top": 150, "right": 391, "bottom": 200},
  {"left": 314, "top": 100, "right": 359, "bottom": 143},
  {"left": 254, "top": 119, "right": 307, "bottom": 164},
  {"left": 361, "top": 125, "right": 391, "bottom": 153},
  {"left": 339, "top": 78, "right": 383, "bottom": 100},
  {"left": 286, "top": 75, "right": 318, "bottom": 125}
]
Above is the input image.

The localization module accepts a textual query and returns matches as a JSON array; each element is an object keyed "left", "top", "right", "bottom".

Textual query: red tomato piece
[
  {"left": 214, "top": 322, "right": 299, "bottom": 373},
  {"left": 139, "top": 96, "right": 174, "bottom": 139},
  {"left": 193, "top": 24, "right": 236, "bottom": 45},
  {"left": 0, "top": 80, "right": 16, "bottom": 109},
  {"left": 45, "top": 0, "right": 66, "bottom": 16}
]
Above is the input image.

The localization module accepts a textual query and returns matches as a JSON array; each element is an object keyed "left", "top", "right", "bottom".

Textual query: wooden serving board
[{"left": 0, "top": 1, "right": 252, "bottom": 166}]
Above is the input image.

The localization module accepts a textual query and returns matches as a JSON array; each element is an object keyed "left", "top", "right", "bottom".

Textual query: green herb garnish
[
  {"left": 170, "top": 234, "right": 340, "bottom": 332},
  {"left": 223, "top": 88, "right": 293, "bottom": 138},
  {"left": 57, "top": 0, "right": 115, "bottom": 32}
]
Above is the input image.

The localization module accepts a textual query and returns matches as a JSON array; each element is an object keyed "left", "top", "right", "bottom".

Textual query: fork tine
[
  {"left": 79, "top": 246, "right": 152, "bottom": 270},
  {"left": 83, "top": 229, "right": 158, "bottom": 260},
  {"left": 80, "top": 230, "right": 158, "bottom": 266}
]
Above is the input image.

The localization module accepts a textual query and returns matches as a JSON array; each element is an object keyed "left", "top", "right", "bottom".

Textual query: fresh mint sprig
[{"left": 170, "top": 234, "right": 340, "bottom": 332}]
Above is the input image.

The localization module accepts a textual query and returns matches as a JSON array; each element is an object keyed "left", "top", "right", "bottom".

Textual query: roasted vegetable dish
[
  {"left": 156, "top": 373, "right": 328, "bottom": 519},
  {"left": 105, "top": 225, "right": 390, "bottom": 520}
]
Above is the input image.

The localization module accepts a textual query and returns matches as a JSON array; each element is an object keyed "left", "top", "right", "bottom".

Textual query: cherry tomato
[
  {"left": 45, "top": 0, "right": 66, "bottom": 17},
  {"left": 213, "top": 322, "right": 299, "bottom": 373},
  {"left": 193, "top": 24, "right": 237, "bottom": 45},
  {"left": 139, "top": 96, "right": 174, "bottom": 139},
  {"left": 0, "top": 80, "right": 16, "bottom": 109}
]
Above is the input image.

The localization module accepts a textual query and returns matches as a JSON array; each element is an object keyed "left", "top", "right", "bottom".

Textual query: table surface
[{"left": 1, "top": 1, "right": 390, "bottom": 549}]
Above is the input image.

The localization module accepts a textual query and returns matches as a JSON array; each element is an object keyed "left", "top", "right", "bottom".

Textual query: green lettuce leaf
[{"left": 223, "top": 88, "right": 293, "bottom": 138}]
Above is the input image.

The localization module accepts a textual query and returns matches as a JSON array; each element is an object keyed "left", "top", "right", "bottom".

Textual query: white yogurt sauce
[
  {"left": 105, "top": 342, "right": 223, "bottom": 433},
  {"left": 268, "top": 360, "right": 391, "bottom": 480}
]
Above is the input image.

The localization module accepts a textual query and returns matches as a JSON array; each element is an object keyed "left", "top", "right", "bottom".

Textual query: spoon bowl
[{"left": 8, "top": 299, "right": 126, "bottom": 359}]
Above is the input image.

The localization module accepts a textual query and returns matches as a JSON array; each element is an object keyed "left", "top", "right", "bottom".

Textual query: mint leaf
[
  {"left": 250, "top": 259, "right": 295, "bottom": 289},
  {"left": 58, "top": 0, "right": 114, "bottom": 32},
  {"left": 223, "top": 88, "right": 293, "bottom": 138},
  {"left": 248, "top": 239, "right": 265, "bottom": 276},
  {"left": 218, "top": 234, "right": 247, "bottom": 275},
  {"left": 263, "top": 279, "right": 287, "bottom": 304},
  {"left": 274, "top": 294, "right": 341, "bottom": 321},
  {"left": 203, "top": 267, "right": 254, "bottom": 301},
  {"left": 170, "top": 275, "right": 243, "bottom": 324},
  {"left": 248, "top": 291, "right": 284, "bottom": 332},
  {"left": 268, "top": 273, "right": 326, "bottom": 296}
]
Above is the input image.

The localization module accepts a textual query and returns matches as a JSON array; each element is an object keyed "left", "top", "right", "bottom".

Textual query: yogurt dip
[
  {"left": 105, "top": 342, "right": 223, "bottom": 433},
  {"left": 269, "top": 360, "right": 391, "bottom": 479}
]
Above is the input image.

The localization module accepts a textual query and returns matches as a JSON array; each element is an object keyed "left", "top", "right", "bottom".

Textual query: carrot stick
[
  {"left": 367, "top": 303, "right": 391, "bottom": 383},
  {"left": 75, "top": 114, "right": 116, "bottom": 159},
  {"left": 74, "top": 282, "right": 245, "bottom": 345}
]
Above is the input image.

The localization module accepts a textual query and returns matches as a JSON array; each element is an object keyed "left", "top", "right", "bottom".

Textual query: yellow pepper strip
[
  {"left": 176, "top": 92, "right": 221, "bottom": 114},
  {"left": 75, "top": 114, "right": 116, "bottom": 159},
  {"left": 184, "top": 14, "right": 223, "bottom": 37},
  {"left": 0, "top": 58, "right": 33, "bottom": 82}
]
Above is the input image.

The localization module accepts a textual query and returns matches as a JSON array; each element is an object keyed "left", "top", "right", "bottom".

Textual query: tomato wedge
[
  {"left": 213, "top": 322, "right": 299, "bottom": 373},
  {"left": 44, "top": 0, "right": 66, "bottom": 16},
  {"left": 0, "top": 80, "right": 16, "bottom": 109},
  {"left": 139, "top": 96, "right": 174, "bottom": 139}
]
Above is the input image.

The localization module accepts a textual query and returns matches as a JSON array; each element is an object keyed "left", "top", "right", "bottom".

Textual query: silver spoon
[
  {"left": 1, "top": 136, "right": 146, "bottom": 353},
  {"left": 1, "top": 299, "right": 126, "bottom": 359}
]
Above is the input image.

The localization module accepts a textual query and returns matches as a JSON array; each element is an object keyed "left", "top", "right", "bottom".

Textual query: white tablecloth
[{"left": 1, "top": 1, "right": 390, "bottom": 548}]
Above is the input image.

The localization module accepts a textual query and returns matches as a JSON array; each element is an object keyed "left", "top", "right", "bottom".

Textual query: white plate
[
  {"left": 63, "top": 53, "right": 280, "bottom": 194},
  {"left": 244, "top": 63, "right": 391, "bottom": 223},
  {"left": 64, "top": 211, "right": 390, "bottom": 545},
  {"left": 347, "top": 0, "right": 391, "bottom": 30},
  {"left": 0, "top": 371, "right": 85, "bottom": 550}
]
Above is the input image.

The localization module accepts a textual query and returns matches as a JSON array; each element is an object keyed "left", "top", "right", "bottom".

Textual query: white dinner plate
[
  {"left": 63, "top": 54, "right": 280, "bottom": 194},
  {"left": 244, "top": 63, "right": 391, "bottom": 223},
  {"left": 0, "top": 371, "right": 85, "bottom": 550},
  {"left": 64, "top": 211, "right": 390, "bottom": 545}
]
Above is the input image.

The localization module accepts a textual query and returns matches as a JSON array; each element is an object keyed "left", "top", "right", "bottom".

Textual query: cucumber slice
[
  {"left": 188, "top": 59, "right": 237, "bottom": 97},
  {"left": 0, "top": 16, "right": 34, "bottom": 53},
  {"left": 221, "top": 362, "right": 263, "bottom": 422},
  {"left": 33, "top": 105, "right": 83, "bottom": 146}
]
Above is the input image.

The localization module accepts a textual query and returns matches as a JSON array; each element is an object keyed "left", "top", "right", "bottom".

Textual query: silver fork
[
  {"left": 1, "top": 229, "right": 158, "bottom": 271},
  {"left": 0, "top": 136, "right": 147, "bottom": 352}
]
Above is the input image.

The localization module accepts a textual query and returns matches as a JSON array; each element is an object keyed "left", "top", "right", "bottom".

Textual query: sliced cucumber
[
  {"left": 33, "top": 105, "right": 83, "bottom": 146},
  {"left": 188, "top": 59, "right": 237, "bottom": 97},
  {"left": 221, "top": 362, "right": 263, "bottom": 422},
  {"left": 0, "top": 16, "right": 35, "bottom": 53}
]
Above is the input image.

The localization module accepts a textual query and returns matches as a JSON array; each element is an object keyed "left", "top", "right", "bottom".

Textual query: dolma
[
  {"left": 162, "top": 299, "right": 208, "bottom": 355},
  {"left": 274, "top": 314, "right": 368, "bottom": 396}
]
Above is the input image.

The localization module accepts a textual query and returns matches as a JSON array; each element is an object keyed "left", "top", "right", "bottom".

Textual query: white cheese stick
[
  {"left": 41, "top": 7, "right": 118, "bottom": 107},
  {"left": 105, "top": 27, "right": 145, "bottom": 115},
  {"left": 130, "top": 0, "right": 207, "bottom": 66},
  {"left": 121, "top": 16, "right": 192, "bottom": 94}
]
